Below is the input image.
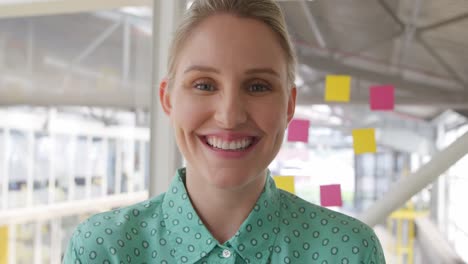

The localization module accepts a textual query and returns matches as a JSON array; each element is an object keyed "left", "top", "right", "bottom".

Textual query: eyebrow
[
  {"left": 245, "top": 68, "right": 280, "bottom": 78},
  {"left": 183, "top": 65, "right": 280, "bottom": 78},
  {"left": 183, "top": 65, "right": 220, "bottom": 74}
]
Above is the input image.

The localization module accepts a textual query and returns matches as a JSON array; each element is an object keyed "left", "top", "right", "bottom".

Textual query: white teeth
[
  {"left": 229, "top": 142, "right": 236, "bottom": 149},
  {"left": 236, "top": 141, "right": 242, "bottom": 149},
  {"left": 206, "top": 136, "right": 253, "bottom": 150}
]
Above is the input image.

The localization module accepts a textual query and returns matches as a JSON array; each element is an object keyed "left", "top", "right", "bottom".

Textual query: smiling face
[{"left": 160, "top": 14, "right": 296, "bottom": 191}]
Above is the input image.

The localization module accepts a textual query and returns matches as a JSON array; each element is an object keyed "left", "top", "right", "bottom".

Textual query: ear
[
  {"left": 159, "top": 78, "right": 172, "bottom": 116},
  {"left": 286, "top": 86, "right": 297, "bottom": 124}
]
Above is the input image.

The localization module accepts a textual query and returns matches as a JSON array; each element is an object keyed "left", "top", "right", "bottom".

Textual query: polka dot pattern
[{"left": 64, "top": 168, "right": 386, "bottom": 263}]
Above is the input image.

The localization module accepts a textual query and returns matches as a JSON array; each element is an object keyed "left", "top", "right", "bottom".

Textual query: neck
[{"left": 185, "top": 169, "right": 266, "bottom": 243}]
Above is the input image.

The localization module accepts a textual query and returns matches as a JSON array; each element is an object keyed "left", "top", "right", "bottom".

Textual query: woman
[{"left": 64, "top": 0, "right": 386, "bottom": 263}]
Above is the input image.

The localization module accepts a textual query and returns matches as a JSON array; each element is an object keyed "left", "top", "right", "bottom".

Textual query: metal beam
[
  {"left": 359, "top": 130, "right": 468, "bottom": 227},
  {"left": 122, "top": 16, "right": 131, "bottom": 85},
  {"left": 377, "top": 0, "right": 405, "bottom": 30},
  {"left": 295, "top": 93, "right": 468, "bottom": 109},
  {"left": 418, "top": 12, "right": 468, "bottom": 33},
  {"left": 297, "top": 0, "right": 466, "bottom": 102},
  {"left": 417, "top": 36, "right": 467, "bottom": 86},
  {"left": 414, "top": 13, "right": 468, "bottom": 88},
  {"left": 338, "top": 31, "right": 403, "bottom": 62},
  {"left": 0, "top": 88, "right": 144, "bottom": 108},
  {"left": 0, "top": 0, "right": 152, "bottom": 18},
  {"left": 72, "top": 21, "right": 121, "bottom": 65},
  {"left": 397, "top": 0, "right": 423, "bottom": 68},
  {"left": 298, "top": 0, "right": 326, "bottom": 48},
  {"left": 298, "top": 48, "right": 466, "bottom": 98}
]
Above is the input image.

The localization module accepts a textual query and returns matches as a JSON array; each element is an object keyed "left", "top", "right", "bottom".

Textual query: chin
[{"left": 208, "top": 168, "right": 265, "bottom": 190}]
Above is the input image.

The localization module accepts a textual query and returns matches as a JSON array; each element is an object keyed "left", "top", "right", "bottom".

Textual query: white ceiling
[{"left": 0, "top": 0, "right": 152, "bottom": 18}]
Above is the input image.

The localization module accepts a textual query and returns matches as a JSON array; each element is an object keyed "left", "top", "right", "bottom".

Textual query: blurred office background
[{"left": 0, "top": 0, "right": 467, "bottom": 263}]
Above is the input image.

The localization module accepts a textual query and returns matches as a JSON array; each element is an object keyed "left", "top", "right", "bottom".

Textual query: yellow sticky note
[
  {"left": 0, "top": 226, "right": 8, "bottom": 264},
  {"left": 273, "top": 176, "right": 295, "bottom": 194},
  {"left": 325, "top": 75, "right": 351, "bottom": 102},
  {"left": 352, "top": 128, "right": 377, "bottom": 154}
]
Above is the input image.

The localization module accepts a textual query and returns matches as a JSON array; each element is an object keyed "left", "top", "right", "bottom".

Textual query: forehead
[{"left": 176, "top": 14, "right": 287, "bottom": 78}]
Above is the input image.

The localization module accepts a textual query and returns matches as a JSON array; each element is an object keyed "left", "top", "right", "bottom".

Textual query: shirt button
[{"left": 222, "top": 249, "right": 231, "bottom": 258}]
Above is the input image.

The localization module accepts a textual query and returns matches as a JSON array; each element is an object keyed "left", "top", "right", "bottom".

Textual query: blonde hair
[{"left": 167, "top": 0, "right": 297, "bottom": 86}]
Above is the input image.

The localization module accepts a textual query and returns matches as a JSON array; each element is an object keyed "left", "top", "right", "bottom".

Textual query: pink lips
[{"left": 198, "top": 132, "right": 259, "bottom": 159}]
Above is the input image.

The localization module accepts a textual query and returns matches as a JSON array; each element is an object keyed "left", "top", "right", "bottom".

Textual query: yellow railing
[
  {"left": 387, "top": 203, "right": 429, "bottom": 264},
  {"left": 0, "top": 226, "right": 8, "bottom": 264}
]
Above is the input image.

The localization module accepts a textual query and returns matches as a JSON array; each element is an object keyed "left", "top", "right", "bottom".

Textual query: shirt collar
[
  {"left": 162, "top": 168, "right": 216, "bottom": 264},
  {"left": 162, "top": 168, "right": 281, "bottom": 264},
  {"left": 227, "top": 171, "right": 281, "bottom": 264}
]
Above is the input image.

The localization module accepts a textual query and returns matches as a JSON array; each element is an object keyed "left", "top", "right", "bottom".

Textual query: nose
[{"left": 214, "top": 89, "right": 248, "bottom": 129}]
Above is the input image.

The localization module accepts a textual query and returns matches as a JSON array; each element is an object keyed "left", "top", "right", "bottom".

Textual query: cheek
[
  {"left": 249, "top": 98, "right": 289, "bottom": 131},
  {"left": 171, "top": 93, "right": 212, "bottom": 130}
]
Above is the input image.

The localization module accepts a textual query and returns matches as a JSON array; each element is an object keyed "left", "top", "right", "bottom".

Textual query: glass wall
[
  {"left": 0, "top": 4, "right": 153, "bottom": 262},
  {"left": 440, "top": 120, "right": 468, "bottom": 260}
]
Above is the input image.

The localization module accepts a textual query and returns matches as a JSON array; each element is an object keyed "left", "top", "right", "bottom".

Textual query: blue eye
[
  {"left": 249, "top": 83, "right": 270, "bottom": 93},
  {"left": 194, "top": 82, "right": 215, "bottom": 91}
]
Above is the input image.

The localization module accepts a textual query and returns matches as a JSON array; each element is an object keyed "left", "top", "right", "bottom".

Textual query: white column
[
  {"left": 33, "top": 221, "right": 43, "bottom": 264},
  {"left": 50, "top": 219, "right": 62, "bottom": 264},
  {"left": 149, "top": 0, "right": 184, "bottom": 197},
  {"left": 26, "top": 131, "right": 35, "bottom": 207},
  {"left": 437, "top": 172, "right": 448, "bottom": 234},
  {"left": 8, "top": 224, "right": 16, "bottom": 264},
  {"left": 359, "top": 130, "right": 468, "bottom": 227},
  {"left": 2, "top": 128, "right": 10, "bottom": 210},
  {"left": 128, "top": 139, "right": 135, "bottom": 193},
  {"left": 67, "top": 136, "right": 77, "bottom": 201},
  {"left": 139, "top": 140, "right": 146, "bottom": 191},
  {"left": 115, "top": 140, "right": 122, "bottom": 194},
  {"left": 101, "top": 138, "right": 109, "bottom": 196},
  {"left": 48, "top": 134, "right": 56, "bottom": 204},
  {"left": 85, "top": 136, "right": 92, "bottom": 198}
]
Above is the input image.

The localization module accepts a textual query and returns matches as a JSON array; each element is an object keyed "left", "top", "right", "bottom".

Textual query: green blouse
[{"left": 64, "top": 168, "right": 386, "bottom": 264}]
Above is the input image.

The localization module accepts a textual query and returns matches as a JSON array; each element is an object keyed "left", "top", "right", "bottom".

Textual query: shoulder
[
  {"left": 278, "top": 189, "right": 372, "bottom": 231},
  {"left": 64, "top": 193, "right": 166, "bottom": 262},
  {"left": 275, "top": 190, "right": 385, "bottom": 263},
  {"left": 78, "top": 193, "right": 165, "bottom": 233}
]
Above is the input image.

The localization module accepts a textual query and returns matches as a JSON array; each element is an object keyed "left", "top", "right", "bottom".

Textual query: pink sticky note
[
  {"left": 287, "top": 119, "right": 310, "bottom": 143},
  {"left": 320, "top": 184, "right": 343, "bottom": 207},
  {"left": 370, "top": 85, "right": 394, "bottom": 111}
]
